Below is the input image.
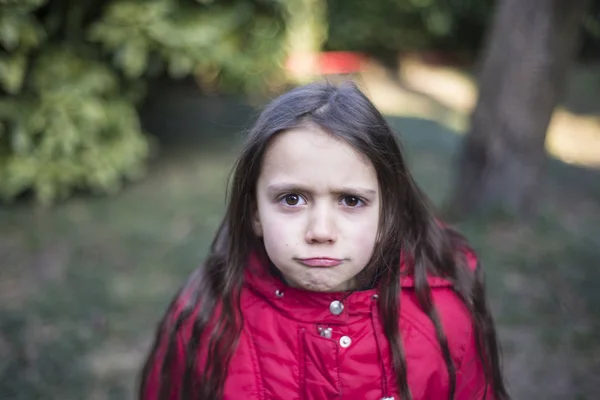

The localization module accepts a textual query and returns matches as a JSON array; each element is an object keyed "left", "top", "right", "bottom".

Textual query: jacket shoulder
[{"left": 400, "top": 286, "right": 474, "bottom": 367}]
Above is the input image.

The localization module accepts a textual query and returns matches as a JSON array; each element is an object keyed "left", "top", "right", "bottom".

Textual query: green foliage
[
  {"left": 0, "top": 2, "right": 46, "bottom": 93},
  {"left": 0, "top": 47, "right": 150, "bottom": 204},
  {"left": 0, "top": 1, "right": 150, "bottom": 204},
  {"left": 0, "top": 0, "right": 286, "bottom": 204},
  {"left": 326, "top": 0, "right": 495, "bottom": 56},
  {"left": 583, "top": 12, "right": 600, "bottom": 39},
  {"left": 89, "top": 0, "right": 286, "bottom": 91}
]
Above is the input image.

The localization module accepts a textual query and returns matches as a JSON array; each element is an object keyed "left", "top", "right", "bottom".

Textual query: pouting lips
[{"left": 295, "top": 258, "right": 343, "bottom": 267}]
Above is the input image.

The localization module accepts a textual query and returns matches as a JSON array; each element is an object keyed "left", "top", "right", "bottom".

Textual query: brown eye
[
  {"left": 277, "top": 193, "right": 306, "bottom": 207},
  {"left": 342, "top": 196, "right": 362, "bottom": 207},
  {"left": 283, "top": 194, "right": 304, "bottom": 206}
]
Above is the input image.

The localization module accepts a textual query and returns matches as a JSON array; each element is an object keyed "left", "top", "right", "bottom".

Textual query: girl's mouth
[{"left": 296, "top": 258, "right": 343, "bottom": 267}]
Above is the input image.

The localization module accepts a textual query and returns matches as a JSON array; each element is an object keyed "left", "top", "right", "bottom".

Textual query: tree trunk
[
  {"left": 451, "top": 0, "right": 588, "bottom": 217},
  {"left": 283, "top": 0, "right": 327, "bottom": 82}
]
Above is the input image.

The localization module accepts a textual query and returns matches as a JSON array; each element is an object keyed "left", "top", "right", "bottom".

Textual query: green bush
[
  {"left": 0, "top": 0, "right": 286, "bottom": 204},
  {"left": 0, "top": 45, "right": 149, "bottom": 203},
  {"left": 89, "top": 0, "right": 287, "bottom": 91}
]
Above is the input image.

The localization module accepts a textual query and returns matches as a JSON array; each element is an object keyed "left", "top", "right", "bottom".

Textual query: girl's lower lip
[{"left": 297, "top": 258, "right": 343, "bottom": 267}]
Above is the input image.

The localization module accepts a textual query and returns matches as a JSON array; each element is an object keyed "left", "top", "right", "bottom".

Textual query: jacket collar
[{"left": 243, "top": 250, "right": 454, "bottom": 325}]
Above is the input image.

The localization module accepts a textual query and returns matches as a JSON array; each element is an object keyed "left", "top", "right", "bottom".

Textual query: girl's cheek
[
  {"left": 355, "top": 215, "right": 379, "bottom": 238},
  {"left": 354, "top": 223, "right": 379, "bottom": 252},
  {"left": 263, "top": 220, "right": 291, "bottom": 243}
]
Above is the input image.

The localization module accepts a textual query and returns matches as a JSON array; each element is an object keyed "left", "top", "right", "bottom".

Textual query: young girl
[{"left": 139, "top": 82, "right": 509, "bottom": 400}]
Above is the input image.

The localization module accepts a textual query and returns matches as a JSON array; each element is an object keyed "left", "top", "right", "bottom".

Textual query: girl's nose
[{"left": 305, "top": 207, "right": 337, "bottom": 244}]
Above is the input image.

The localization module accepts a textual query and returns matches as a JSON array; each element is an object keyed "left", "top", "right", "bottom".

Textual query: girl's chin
[{"left": 287, "top": 278, "right": 356, "bottom": 293}]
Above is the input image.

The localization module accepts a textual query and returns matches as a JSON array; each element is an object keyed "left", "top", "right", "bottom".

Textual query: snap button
[
  {"left": 275, "top": 290, "right": 284, "bottom": 298},
  {"left": 329, "top": 300, "right": 344, "bottom": 315},
  {"left": 339, "top": 335, "right": 352, "bottom": 348},
  {"left": 318, "top": 327, "right": 332, "bottom": 339}
]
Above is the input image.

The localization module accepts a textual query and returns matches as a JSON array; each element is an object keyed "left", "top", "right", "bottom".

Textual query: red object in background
[
  {"left": 317, "top": 51, "right": 365, "bottom": 74},
  {"left": 286, "top": 51, "right": 366, "bottom": 76}
]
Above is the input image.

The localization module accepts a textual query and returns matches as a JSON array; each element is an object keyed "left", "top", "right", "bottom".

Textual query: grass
[
  {"left": 0, "top": 138, "right": 237, "bottom": 399},
  {"left": 1, "top": 75, "right": 599, "bottom": 399}
]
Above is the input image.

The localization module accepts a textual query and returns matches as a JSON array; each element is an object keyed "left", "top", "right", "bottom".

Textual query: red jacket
[{"left": 144, "top": 251, "right": 493, "bottom": 399}]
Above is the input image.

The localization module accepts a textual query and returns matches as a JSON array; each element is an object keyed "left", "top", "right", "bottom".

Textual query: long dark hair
[{"left": 139, "top": 81, "right": 509, "bottom": 400}]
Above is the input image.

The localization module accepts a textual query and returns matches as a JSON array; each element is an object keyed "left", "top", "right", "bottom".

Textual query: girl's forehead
[
  {"left": 258, "top": 127, "right": 378, "bottom": 189},
  {"left": 264, "top": 125, "right": 371, "bottom": 163}
]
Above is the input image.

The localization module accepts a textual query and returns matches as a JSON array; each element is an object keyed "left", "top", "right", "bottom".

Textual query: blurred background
[{"left": 1, "top": 0, "right": 599, "bottom": 399}]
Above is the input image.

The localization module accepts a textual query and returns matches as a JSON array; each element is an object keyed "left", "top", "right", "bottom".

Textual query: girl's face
[{"left": 253, "top": 125, "right": 381, "bottom": 292}]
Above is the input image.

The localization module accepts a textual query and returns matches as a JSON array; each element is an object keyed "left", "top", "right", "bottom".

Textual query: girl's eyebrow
[{"left": 266, "top": 183, "right": 377, "bottom": 197}]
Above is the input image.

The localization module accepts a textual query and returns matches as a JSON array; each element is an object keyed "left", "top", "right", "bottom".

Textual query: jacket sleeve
[{"left": 454, "top": 326, "right": 495, "bottom": 400}]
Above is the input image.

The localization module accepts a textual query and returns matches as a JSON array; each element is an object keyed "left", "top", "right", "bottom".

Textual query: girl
[{"left": 139, "top": 81, "right": 509, "bottom": 400}]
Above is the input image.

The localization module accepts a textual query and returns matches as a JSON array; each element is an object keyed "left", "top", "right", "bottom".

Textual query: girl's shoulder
[
  {"left": 399, "top": 250, "right": 479, "bottom": 367},
  {"left": 400, "top": 286, "right": 473, "bottom": 361},
  {"left": 398, "top": 251, "right": 493, "bottom": 399}
]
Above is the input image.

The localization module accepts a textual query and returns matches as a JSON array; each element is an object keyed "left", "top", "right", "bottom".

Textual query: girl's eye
[
  {"left": 279, "top": 194, "right": 306, "bottom": 206},
  {"left": 341, "top": 196, "right": 363, "bottom": 207}
]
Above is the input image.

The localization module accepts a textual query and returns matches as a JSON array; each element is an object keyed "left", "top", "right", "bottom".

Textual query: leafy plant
[{"left": 0, "top": 0, "right": 286, "bottom": 204}]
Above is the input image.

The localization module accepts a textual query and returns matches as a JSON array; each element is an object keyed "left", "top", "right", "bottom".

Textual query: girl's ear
[{"left": 252, "top": 209, "right": 263, "bottom": 237}]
